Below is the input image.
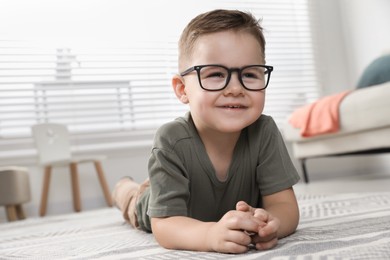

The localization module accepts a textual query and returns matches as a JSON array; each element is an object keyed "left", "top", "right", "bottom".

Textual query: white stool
[
  {"left": 0, "top": 166, "right": 31, "bottom": 221},
  {"left": 31, "top": 123, "right": 112, "bottom": 216}
]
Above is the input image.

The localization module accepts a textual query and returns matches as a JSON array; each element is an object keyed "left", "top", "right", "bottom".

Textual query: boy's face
[{"left": 173, "top": 30, "right": 266, "bottom": 135}]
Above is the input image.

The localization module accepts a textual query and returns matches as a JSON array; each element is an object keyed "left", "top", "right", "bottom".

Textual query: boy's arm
[
  {"left": 262, "top": 188, "right": 299, "bottom": 238},
  {"left": 151, "top": 210, "right": 261, "bottom": 254}
]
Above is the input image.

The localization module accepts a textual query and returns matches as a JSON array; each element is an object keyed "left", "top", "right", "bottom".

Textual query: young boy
[{"left": 112, "top": 9, "right": 300, "bottom": 254}]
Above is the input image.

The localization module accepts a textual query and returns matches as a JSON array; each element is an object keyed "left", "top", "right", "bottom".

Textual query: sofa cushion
[
  {"left": 357, "top": 54, "right": 390, "bottom": 88},
  {"left": 340, "top": 81, "right": 390, "bottom": 132}
]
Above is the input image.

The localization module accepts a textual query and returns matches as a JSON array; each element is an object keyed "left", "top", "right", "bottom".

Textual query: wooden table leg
[
  {"left": 40, "top": 166, "right": 52, "bottom": 217},
  {"left": 15, "top": 204, "right": 26, "bottom": 220},
  {"left": 70, "top": 163, "right": 81, "bottom": 212},
  {"left": 94, "top": 161, "right": 113, "bottom": 207},
  {"left": 5, "top": 205, "right": 17, "bottom": 221}
]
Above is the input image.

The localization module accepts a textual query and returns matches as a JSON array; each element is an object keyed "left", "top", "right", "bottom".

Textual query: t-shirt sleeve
[
  {"left": 147, "top": 135, "right": 190, "bottom": 218},
  {"left": 255, "top": 116, "right": 300, "bottom": 195}
]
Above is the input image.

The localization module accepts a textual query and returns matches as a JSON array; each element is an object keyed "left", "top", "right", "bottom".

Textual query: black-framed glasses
[{"left": 180, "top": 64, "right": 273, "bottom": 91}]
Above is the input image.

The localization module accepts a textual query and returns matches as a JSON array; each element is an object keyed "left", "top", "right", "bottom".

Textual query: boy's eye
[
  {"left": 242, "top": 72, "right": 258, "bottom": 79},
  {"left": 242, "top": 68, "right": 265, "bottom": 80},
  {"left": 201, "top": 67, "right": 227, "bottom": 79},
  {"left": 207, "top": 72, "right": 225, "bottom": 78}
]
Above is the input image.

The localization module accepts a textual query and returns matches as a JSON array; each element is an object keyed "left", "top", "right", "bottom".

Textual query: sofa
[{"left": 283, "top": 81, "right": 390, "bottom": 183}]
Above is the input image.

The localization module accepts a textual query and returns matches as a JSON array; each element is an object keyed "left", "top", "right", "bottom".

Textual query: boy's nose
[{"left": 224, "top": 72, "right": 244, "bottom": 95}]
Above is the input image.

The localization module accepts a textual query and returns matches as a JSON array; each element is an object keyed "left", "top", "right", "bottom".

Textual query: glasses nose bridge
[{"left": 225, "top": 67, "right": 244, "bottom": 88}]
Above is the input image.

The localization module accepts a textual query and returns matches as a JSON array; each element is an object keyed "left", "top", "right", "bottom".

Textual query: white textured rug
[{"left": 1, "top": 192, "right": 390, "bottom": 259}]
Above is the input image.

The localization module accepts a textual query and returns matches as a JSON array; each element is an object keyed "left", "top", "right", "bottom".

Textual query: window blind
[{"left": 0, "top": 0, "right": 320, "bottom": 164}]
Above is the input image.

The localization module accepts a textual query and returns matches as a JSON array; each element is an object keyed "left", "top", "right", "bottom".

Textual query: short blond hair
[{"left": 178, "top": 9, "right": 266, "bottom": 70}]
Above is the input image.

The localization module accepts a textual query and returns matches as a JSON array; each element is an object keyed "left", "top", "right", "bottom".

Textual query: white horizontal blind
[
  {"left": 0, "top": 0, "right": 320, "bottom": 164},
  {"left": 0, "top": 41, "right": 181, "bottom": 136}
]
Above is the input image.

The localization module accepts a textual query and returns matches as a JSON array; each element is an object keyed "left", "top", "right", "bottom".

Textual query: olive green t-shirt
[{"left": 136, "top": 113, "right": 300, "bottom": 232}]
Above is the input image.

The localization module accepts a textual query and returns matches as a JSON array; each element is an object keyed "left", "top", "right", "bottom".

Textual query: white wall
[
  {"left": 339, "top": 0, "right": 390, "bottom": 86},
  {"left": 314, "top": 0, "right": 390, "bottom": 93},
  {"left": 1, "top": 0, "right": 390, "bottom": 222},
  {"left": 313, "top": 0, "right": 350, "bottom": 95}
]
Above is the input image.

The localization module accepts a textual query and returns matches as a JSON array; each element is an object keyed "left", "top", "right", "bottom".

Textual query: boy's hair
[{"left": 178, "top": 9, "right": 266, "bottom": 70}]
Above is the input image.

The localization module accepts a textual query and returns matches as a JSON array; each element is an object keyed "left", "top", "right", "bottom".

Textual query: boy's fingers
[
  {"left": 253, "top": 208, "right": 269, "bottom": 222},
  {"left": 224, "top": 211, "right": 260, "bottom": 234},
  {"left": 236, "top": 201, "right": 249, "bottom": 211},
  {"left": 222, "top": 240, "right": 250, "bottom": 254},
  {"left": 230, "top": 229, "right": 253, "bottom": 246},
  {"left": 236, "top": 201, "right": 255, "bottom": 214},
  {"left": 258, "top": 218, "right": 279, "bottom": 238}
]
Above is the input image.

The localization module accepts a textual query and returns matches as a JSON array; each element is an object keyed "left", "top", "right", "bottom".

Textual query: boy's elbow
[
  {"left": 292, "top": 210, "right": 300, "bottom": 234},
  {"left": 285, "top": 203, "right": 300, "bottom": 237},
  {"left": 151, "top": 217, "right": 176, "bottom": 249}
]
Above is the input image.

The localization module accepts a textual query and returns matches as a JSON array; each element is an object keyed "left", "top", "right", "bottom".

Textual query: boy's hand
[
  {"left": 206, "top": 210, "right": 262, "bottom": 253},
  {"left": 236, "top": 201, "right": 280, "bottom": 250}
]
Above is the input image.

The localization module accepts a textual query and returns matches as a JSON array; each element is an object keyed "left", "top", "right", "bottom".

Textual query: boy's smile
[
  {"left": 216, "top": 102, "right": 249, "bottom": 113},
  {"left": 174, "top": 30, "right": 266, "bottom": 136},
  {"left": 217, "top": 104, "right": 247, "bottom": 110}
]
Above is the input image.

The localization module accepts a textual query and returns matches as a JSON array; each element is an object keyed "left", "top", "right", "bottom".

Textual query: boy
[{"left": 112, "top": 9, "right": 300, "bottom": 254}]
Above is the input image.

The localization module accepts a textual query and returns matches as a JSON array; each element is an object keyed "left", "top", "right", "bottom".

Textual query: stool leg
[
  {"left": 300, "top": 159, "right": 310, "bottom": 184},
  {"left": 94, "top": 161, "right": 113, "bottom": 207},
  {"left": 40, "top": 166, "right": 52, "bottom": 216},
  {"left": 70, "top": 163, "right": 81, "bottom": 212},
  {"left": 15, "top": 204, "right": 26, "bottom": 220},
  {"left": 5, "top": 205, "right": 18, "bottom": 221}
]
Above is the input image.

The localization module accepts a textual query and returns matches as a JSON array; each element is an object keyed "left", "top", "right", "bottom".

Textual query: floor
[
  {"left": 1, "top": 170, "right": 388, "bottom": 223},
  {"left": 294, "top": 171, "right": 390, "bottom": 195}
]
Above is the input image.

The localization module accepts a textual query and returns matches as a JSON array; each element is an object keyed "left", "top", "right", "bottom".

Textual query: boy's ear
[{"left": 172, "top": 74, "right": 189, "bottom": 104}]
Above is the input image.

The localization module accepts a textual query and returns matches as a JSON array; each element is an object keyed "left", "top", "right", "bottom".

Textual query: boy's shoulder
[
  {"left": 246, "top": 114, "right": 280, "bottom": 141},
  {"left": 250, "top": 114, "right": 276, "bottom": 131},
  {"left": 156, "top": 112, "right": 191, "bottom": 135},
  {"left": 153, "top": 112, "right": 194, "bottom": 149}
]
